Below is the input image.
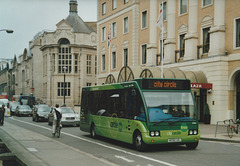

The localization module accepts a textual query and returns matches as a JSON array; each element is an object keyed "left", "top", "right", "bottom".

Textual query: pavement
[{"left": 0, "top": 120, "right": 240, "bottom": 166}]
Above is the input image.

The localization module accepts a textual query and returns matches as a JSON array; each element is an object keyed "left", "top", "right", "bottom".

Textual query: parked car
[
  {"left": 9, "top": 102, "right": 20, "bottom": 115},
  {"left": 15, "top": 105, "right": 32, "bottom": 116},
  {"left": 32, "top": 106, "right": 51, "bottom": 122},
  {"left": 48, "top": 107, "right": 80, "bottom": 126}
]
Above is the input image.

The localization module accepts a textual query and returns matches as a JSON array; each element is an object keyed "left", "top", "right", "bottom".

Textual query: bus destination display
[{"left": 141, "top": 79, "right": 190, "bottom": 90}]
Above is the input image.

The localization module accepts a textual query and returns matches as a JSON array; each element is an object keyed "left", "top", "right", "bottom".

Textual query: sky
[{"left": 0, "top": 0, "right": 97, "bottom": 60}]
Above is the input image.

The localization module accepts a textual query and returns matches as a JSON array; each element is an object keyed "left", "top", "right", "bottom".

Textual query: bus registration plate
[{"left": 168, "top": 138, "right": 182, "bottom": 142}]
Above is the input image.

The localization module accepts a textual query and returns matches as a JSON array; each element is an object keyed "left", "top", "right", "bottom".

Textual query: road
[{"left": 4, "top": 116, "right": 240, "bottom": 166}]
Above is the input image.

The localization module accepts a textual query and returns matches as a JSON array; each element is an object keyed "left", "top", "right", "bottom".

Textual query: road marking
[
  {"left": 27, "top": 148, "right": 38, "bottom": 152},
  {"left": 115, "top": 155, "right": 135, "bottom": 163},
  {"left": 9, "top": 117, "right": 178, "bottom": 166}
]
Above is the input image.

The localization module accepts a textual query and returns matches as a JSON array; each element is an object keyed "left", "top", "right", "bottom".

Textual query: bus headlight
[
  {"left": 150, "top": 131, "right": 160, "bottom": 137},
  {"left": 150, "top": 131, "right": 155, "bottom": 137},
  {"left": 188, "top": 129, "right": 198, "bottom": 135}
]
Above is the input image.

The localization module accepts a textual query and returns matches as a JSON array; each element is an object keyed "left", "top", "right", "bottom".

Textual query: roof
[{"left": 65, "top": 12, "right": 95, "bottom": 34}]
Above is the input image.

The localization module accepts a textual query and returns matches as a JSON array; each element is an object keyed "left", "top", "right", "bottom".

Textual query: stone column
[
  {"left": 184, "top": 0, "right": 198, "bottom": 61},
  {"left": 146, "top": 0, "right": 158, "bottom": 67},
  {"left": 209, "top": 0, "right": 226, "bottom": 56},
  {"left": 164, "top": 0, "right": 176, "bottom": 64}
]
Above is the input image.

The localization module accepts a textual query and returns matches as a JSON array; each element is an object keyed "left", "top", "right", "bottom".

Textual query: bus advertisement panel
[{"left": 80, "top": 78, "right": 199, "bottom": 151}]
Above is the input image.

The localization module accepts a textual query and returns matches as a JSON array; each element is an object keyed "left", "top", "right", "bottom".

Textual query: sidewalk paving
[
  {"left": 0, "top": 121, "right": 240, "bottom": 166},
  {"left": 200, "top": 123, "right": 240, "bottom": 143},
  {"left": 0, "top": 122, "right": 117, "bottom": 166}
]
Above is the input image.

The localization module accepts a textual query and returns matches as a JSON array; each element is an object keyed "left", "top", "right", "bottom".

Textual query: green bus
[{"left": 80, "top": 78, "right": 200, "bottom": 151}]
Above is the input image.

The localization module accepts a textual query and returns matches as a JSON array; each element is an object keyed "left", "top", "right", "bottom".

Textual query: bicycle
[
  {"left": 53, "top": 120, "right": 62, "bottom": 138},
  {"left": 224, "top": 119, "right": 240, "bottom": 138}
]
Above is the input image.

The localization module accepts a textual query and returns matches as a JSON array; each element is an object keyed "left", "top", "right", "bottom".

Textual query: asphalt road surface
[{"left": 5, "top": 116, "right": 240, "bottom": 166}]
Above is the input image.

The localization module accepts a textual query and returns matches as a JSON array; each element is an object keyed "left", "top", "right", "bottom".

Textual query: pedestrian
[{"left": 0, "top": 104, "right": 5, "bottom": 126}]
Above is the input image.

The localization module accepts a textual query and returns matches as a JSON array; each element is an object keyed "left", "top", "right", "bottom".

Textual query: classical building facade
[
  {"left": 29, "top": 0, "right": 97, "bottom": 106},
  {"left": 97, "top": 0, "right": 240, "bottom": 124}
]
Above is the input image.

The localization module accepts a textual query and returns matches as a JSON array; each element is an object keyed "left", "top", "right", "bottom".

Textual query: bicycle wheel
[
  {"left": 55, "top": 126, "right": 61, "bottom": 138},
  {"left": 227, "top": 125, "right": 233, "bottom": 138}
]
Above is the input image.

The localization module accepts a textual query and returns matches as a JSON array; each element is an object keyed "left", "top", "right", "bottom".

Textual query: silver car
[
  {"left": 48, "top": 107, "right": 80, "bottom": 126},
  {"left": 15, "top": 105, "right": 32, "bottom": 116}
]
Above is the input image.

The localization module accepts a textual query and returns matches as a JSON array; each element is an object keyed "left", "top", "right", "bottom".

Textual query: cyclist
[{"left": 52, "top": 104, "right": 62, "bottom": 136}]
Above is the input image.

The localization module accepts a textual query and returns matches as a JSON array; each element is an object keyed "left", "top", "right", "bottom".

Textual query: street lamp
[
  {"left": 62, "top": 66, "right": 67, "bottom": 106},
  {"left": 0, "top": 29, "right": 14, "bottom": 33}
]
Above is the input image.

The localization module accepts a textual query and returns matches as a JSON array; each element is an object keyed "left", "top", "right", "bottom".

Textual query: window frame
[
  {"left": 102, "top": 2, "right": 106, "bottom": 15},
  {"left": 57, "top": 82, "right": 71, "bottom": 97},
  {"left": 234, "top": 17, "right": 240, "bottom": 49},
  {"left": 202, "top": 27, "right": 210, "bottom": 54},
  {"left": 102, "top": 26, "right": 106, "bottom": 42},
  {"left": 179, "top": 0, "right": 188, "bottom": 15},
  {"left": 112, "top": 0, "right": 117, "bottom": 10},
  {"left": 123, "top": 17, "right": 129, "bottom": 34},
  {"left": 141, "top": 10, "right": 148, "bottom": 29},
  {"left": 141, "top": 44, "right": 147, "bottom": 65},
  {"left": 123, "top": 48, "right": 128, "bottom": 66},
  {"left": 101, "top": 54, "right": 106, "bottom": 71},
  {"left": 86, "top": 55, "right": 91, "bottom": 75},
  {"left": 112, "top": 51, "right": 116, "bottom": 70},
  {"left": 112, "top": 22, "right": 117, "bottom": 38},
  {"left": 202, "top": 0, "right": 212, "bottom": 8}
]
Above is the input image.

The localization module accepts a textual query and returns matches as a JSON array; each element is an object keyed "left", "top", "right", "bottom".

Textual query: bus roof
[{"left": 83, "top": 78, "right": 191, "bottom": 91}]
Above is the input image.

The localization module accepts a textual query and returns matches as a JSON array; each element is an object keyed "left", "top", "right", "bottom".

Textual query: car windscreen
[
  {"left": 60, "top": 108, "right": 75, "bottom": 114},
  {"left": 38, "top": 107, "right": 51, "bottom": 112}
]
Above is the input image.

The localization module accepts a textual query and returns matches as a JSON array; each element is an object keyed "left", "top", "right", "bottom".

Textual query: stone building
[
  {"left": 97, "top": 0, "right": 240, "bottom": 124},
  {"left": 29, "top": 0, "right": 97, "bottom": 106}
]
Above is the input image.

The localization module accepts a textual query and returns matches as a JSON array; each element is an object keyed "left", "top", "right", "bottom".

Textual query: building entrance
[{"left": 236, "top": 72, "right": 240, "bottom": 119}]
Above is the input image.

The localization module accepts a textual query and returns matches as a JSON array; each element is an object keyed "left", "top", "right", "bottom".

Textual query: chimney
[{"left": 69, "top": 0, "right": 78, "bottom": 13}]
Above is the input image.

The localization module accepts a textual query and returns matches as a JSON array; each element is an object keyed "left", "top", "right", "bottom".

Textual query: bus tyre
[
  {"left": 186, "top": 142, "right": 198, "bottom": 150},
  {"left": 90, "top": 124, "right": 96, "bottom": 138},
  {"left": 133, "top": 132, "right": 146, "bottom": 151}
]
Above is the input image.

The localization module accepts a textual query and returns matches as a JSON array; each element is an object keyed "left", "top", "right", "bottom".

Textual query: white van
[{"left": 0, "top": 99, "right": 11, "bottom": 117}]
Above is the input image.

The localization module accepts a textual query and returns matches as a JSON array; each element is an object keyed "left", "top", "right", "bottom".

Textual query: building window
[
  {"left": 102, "top": 27, "right": 106, "bottom": 41},
  {"left": 180, "top": 0, "right": 187, "bottom": 15},
  {"left": 74, "top": 54, "right": 78, "bottom": 73},
  {"left": 123, "top": 48, "right": 128, "bottom": 66},
  {"left": 112, "top": 0, "right": 117, "bottom": 10},
  {"left": 87, "top": 55, "right": 91, "bottom": 74},
  {"left": 58, "top": 47, "right": 72, "bottom": 74},
  {"left": 203, "top": 27, "right": 210, "bottom": 53},
  {"left": 86, "top": 83, "right": 91, "bottom": 86},
  {"left": 179, "top": 34, "right": 185, "bottom": 57},
  {"left": 124, "top": 0, "right": 129, "bottom": 4},
  {"left": 57, "top": 82, "right": 71, "bottom": 97},
  {"left": 142, "top": 10, "right": 147, "bottom": 29},
  {"left": 142, "top": 44, "right": 147, "bottom": 64},
  {"left": 112, "top": 51, "right": 116, "bottom": 69},
  {"left": 202, "top": 0, "right": 212, "bottom": 7},
  {"left": 102, "top": 2, "right": 106, "bottom": 15},
  {"left": 95, "top": 56, "right": 97, "bottom": 75},
  {"left": 236, "top": 18, "right": 240, "bottom": 48},
  {"left": 112, "top": 22, "right": 117, "bottom": 38},
  {"left": 102, "top": 54, "right": 106, "bottom": 71},
  {"left": 163, "top": 2, "right": 167, "bottom": 21},
  {"left": 123, "top": 17, "right": 129, "bottom": 34},
  {"left": 157, "top": 39, "right": 165, "bottom": 65}
]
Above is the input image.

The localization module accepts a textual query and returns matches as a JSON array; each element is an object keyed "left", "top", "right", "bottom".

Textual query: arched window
[{"left": 58, "top": 38, "right": 70, "bottom": 45}]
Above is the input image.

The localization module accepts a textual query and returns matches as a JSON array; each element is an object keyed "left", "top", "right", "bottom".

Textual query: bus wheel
[
  {"left": 133, "top": 131, "right": 146, "bottom": 151},
  {"left": 186, "top": 142, "right": 198, "bottom": 150},
  {"left": 90, "top": 124, "right": 96, "bottom": 138}
]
